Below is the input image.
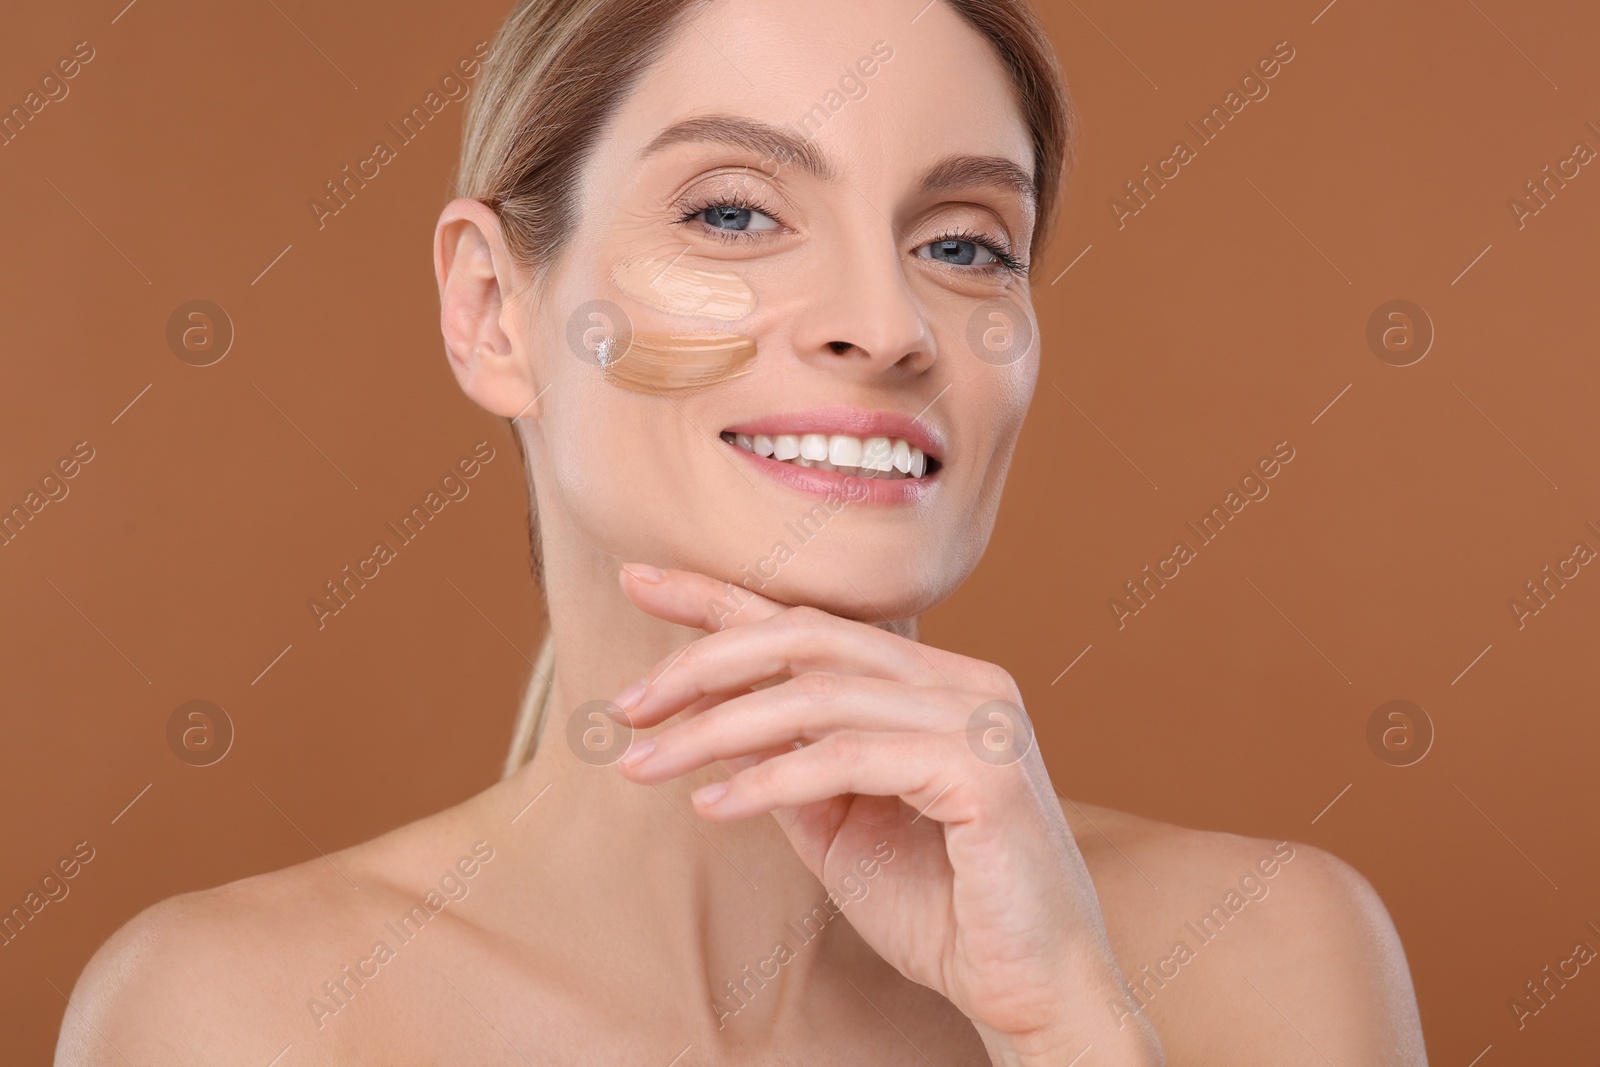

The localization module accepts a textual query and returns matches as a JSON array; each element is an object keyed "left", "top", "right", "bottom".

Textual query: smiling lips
[
  {"left": 719, "top": 431, "right": 930, "bottom": 479},
  {"left": 717, "top": 409, "right": 945, "bottom": 498}
]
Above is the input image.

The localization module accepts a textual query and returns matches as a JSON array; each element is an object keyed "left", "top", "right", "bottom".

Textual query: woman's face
[{"left": 518, "top": 0, "right": 1040, "bottom": 619}]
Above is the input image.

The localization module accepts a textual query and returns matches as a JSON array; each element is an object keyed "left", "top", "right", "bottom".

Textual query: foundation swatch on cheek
[
  {"left": 599, "top": 331, "right": 756, "bottom": 396},
  {"left": 611, "top": 255, "right": 757, "bottom": 321}
]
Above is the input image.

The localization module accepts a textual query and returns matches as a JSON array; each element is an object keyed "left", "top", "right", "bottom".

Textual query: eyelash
[
  {"left": 674, "top": 196, "right": 1028, "bottom": 276},
  {"left": 928, "top": 227, "right": 1029, "bottom": 276}
]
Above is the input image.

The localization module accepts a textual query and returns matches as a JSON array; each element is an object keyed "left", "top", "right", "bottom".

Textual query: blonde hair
[{"left": 454, "top": 0, "right": 1076, "bottom": 775}]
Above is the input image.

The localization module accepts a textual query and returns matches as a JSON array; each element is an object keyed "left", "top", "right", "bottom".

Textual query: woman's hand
[{"left": 607, "top": 563, "right": 1165, "bottom": 1066}]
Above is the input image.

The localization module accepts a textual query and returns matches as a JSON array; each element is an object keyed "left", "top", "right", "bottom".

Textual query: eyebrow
[
  {"left": 639, "top": 116, "right": 1037, "bottom": 210},
  {"left": 639, "top": 115, "right": 836, "bottom": 182},
  {"left": 917, "top": 154, "right": 1038, "bottom": 210}
]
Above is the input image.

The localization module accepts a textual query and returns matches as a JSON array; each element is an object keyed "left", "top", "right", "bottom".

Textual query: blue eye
[
  {"left": 695, "top": 205, "right": 780, "bottom": 232},
  {"left": 919, "top": 238, "right": 999, "bottom": 267}
]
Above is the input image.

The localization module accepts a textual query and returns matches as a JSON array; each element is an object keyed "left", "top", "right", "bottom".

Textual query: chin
[{"left": 716, "top": 540, "right": 972, "bottom": 623}]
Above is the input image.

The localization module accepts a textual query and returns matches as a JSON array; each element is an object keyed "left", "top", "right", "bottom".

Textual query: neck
[{"left": 487, "top": 507, "right": 900, "bottom": 1035}]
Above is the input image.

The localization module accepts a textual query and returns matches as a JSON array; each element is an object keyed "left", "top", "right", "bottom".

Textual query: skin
[{"left": 57, "top": 0, "right": 1430, "bottom": 1064}]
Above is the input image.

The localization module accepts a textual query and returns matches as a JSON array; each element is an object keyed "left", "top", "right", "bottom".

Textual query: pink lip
[
  {"left": 725, "top": 443, "right": 936, "bottom": 504},
  {"left": 721, "top": 407, "right": 947, "bottom": 462}
]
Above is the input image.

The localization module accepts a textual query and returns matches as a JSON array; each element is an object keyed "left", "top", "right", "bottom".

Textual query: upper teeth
[{"left": 721, "top": 432, "right": 929, "bottom": 479}]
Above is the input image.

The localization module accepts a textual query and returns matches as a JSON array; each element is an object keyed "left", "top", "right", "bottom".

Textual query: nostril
[{"left": 827, "top": 341, "right": 852, "bottom": 355}]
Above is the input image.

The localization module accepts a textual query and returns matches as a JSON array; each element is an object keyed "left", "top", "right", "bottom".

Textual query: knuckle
[
  {"left": 823, "top": 730, "right": 866, "bottom": 766},
  {"left": 793, "top": 670, "right": 839, "bottom": 702}
]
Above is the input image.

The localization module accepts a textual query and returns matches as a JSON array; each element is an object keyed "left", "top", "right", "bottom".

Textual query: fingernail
[
  {"left": 622, "top": 562, "right": 665, "bottom": 583},
  {"left": 692, "top": 781, "right": 728, "bottom": 806},
  {"left": 617, "top": 736, "right": 655, "bottom": 768},
  {"left": 613, "top": 680, "right": 647, "bottom": 712}
]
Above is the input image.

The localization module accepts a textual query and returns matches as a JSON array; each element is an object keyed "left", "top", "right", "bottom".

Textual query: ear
[{"left": 434, "top": 198, "right": 544, "bottom": 419}]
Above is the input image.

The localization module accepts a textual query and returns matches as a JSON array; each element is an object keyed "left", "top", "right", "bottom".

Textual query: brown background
[{"left": 3, "top": 0, "right": 1597, "bottom": 1062}]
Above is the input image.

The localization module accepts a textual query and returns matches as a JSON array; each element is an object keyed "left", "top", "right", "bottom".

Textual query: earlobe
[{"left": 434, "top": 198, "right": 545, "bottom": 419}]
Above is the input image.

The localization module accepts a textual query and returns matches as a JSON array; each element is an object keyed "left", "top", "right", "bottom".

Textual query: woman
[{"left": 59, "top": 0, "right": 1428, "bottom": 1063}]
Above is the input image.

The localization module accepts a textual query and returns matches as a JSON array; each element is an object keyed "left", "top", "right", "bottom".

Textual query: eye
[
  {"left": 918, "top": 238, "right": 999, "bottom": 267},
  {"left": 692, "top": 204, "right": 781, "bottom": 233}
]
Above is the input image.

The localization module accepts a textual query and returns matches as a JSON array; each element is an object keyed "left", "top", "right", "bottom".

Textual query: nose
[{"left": 788, "top": 220, "right": 938, "bottom": 378}]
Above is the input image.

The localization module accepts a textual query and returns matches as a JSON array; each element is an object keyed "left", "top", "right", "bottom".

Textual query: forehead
[{"left": 592, "top": 0, "right": 1034, "bottom": 186}]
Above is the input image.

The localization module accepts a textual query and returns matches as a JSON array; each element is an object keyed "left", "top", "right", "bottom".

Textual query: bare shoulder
[
  {"left": 1059, "top": 799, "right": 1429, "bottom": 1066},
  {"left": 55, "top": 791, "right": 504, "bottom": 1067}
]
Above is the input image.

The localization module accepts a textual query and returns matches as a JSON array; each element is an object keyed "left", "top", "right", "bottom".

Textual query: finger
[
  {"left": 690, "top": 730, "right": 1009, "bottom": 823},
  {"left": 618, "top": 563, "right": 786, "bottom": 632},
  {"left": 619, "top": 605, "right": 966, "bottom": 728},
  {"left": 616, "top": 674, "right": 980, "bottom": 781}
]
